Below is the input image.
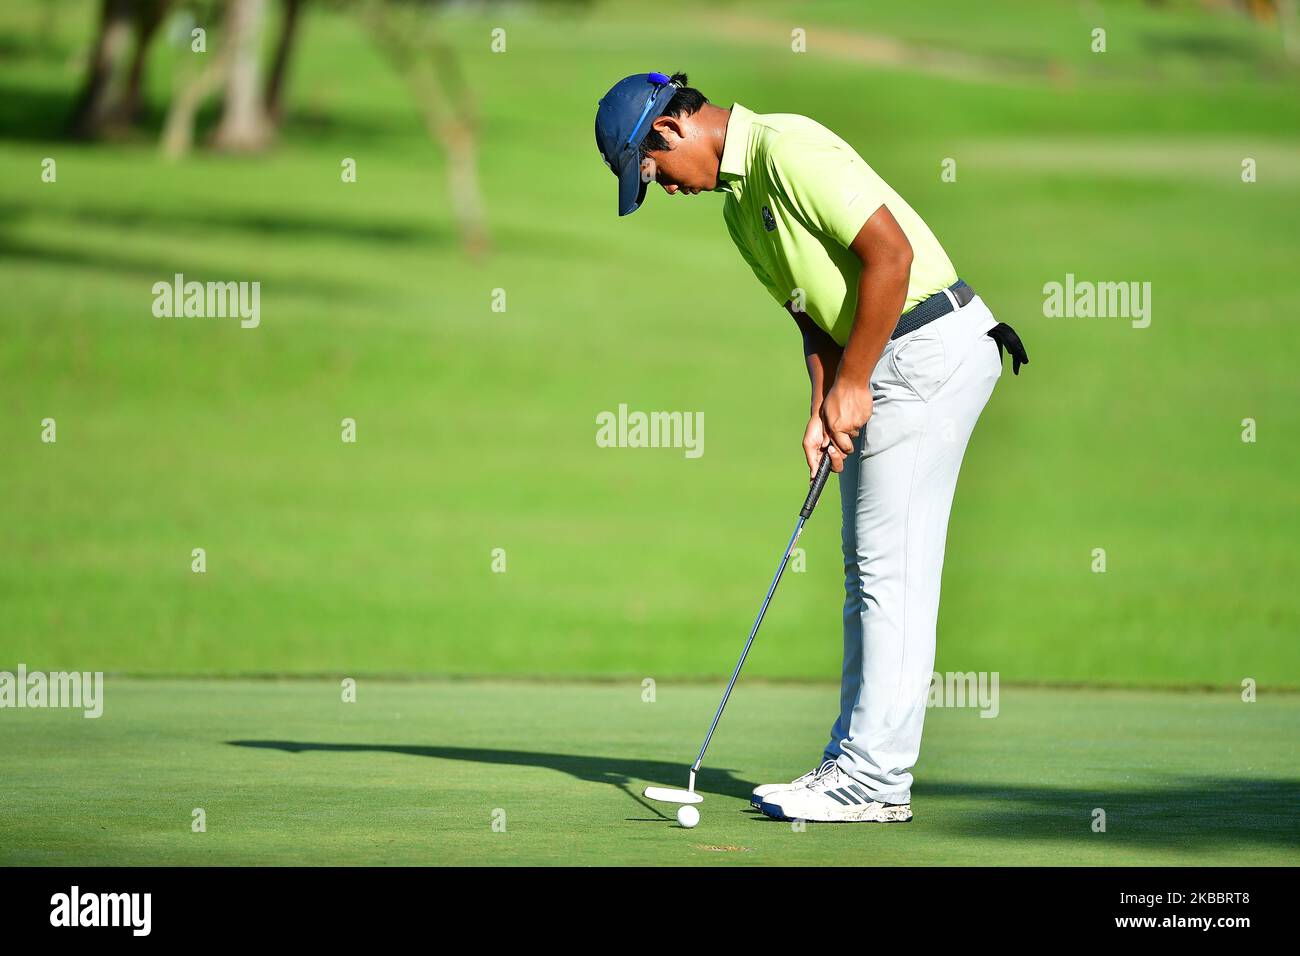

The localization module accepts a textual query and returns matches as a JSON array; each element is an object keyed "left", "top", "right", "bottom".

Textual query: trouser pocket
[{"left": 889, "top": 327, "right": 948, "bottom": 401}]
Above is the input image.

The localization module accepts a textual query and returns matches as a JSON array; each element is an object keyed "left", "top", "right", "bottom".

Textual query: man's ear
[{"left": 650, "top": 114, "right": 685, "bottom": 145}]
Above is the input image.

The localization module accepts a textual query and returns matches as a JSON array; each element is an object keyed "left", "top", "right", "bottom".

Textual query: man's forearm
[
  {"left": 835, "top": 257, "right": 910, "bottom": 388},
  {"left": 788, "top": 304, "right": 843, "bottom": 414},
  {"left": 805, "top": 335, "right": 842, "bottom": 416}
]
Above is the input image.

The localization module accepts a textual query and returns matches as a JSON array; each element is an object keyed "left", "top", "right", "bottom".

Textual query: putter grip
[{"left": 800, "top": 452, "right": 833, "bottom": 519}]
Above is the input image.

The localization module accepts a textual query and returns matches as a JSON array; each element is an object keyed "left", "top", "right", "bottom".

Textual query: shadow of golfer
[{"left": 227, "top": 740, "right": 750, "bottom": 820}]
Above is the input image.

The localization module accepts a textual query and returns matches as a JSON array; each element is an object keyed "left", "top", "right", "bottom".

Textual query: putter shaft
[
  {"left": 676, "top": 452, "right": 833, "bottom": 793},
  {"left": 690, "top": 514, "right": 807, "bottom": 775}
]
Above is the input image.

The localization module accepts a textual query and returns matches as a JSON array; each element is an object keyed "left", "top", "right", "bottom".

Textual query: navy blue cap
[{"left": 595, "top": 72, "right": 680, "bottom": 216}]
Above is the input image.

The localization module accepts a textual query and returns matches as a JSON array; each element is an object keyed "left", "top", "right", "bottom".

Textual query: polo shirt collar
[{"left": 718, "top": 103, "right": 754, "bottom": 185}]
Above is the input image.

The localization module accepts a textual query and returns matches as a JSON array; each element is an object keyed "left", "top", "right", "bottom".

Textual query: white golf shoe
[
  {"left": 760, "top": 764, "right": 913, "bottom": 823},
  {"left": 749, "top": 759, "right": 837, "bottom": 809}
]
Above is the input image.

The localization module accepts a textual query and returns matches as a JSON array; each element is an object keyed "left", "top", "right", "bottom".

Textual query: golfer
[{"left": 595, "top": 73, "right": 1026, "bottom": 822}]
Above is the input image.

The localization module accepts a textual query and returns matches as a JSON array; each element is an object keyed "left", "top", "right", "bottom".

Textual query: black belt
[
  {"left": 890, "top": 279, "right": 1030, "bottom": 375},
  {"left": 891, "top": 279, "right": 975, "bottom": 339}
]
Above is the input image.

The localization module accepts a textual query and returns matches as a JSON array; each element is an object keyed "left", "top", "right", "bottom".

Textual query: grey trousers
[{"left": 825, "top": 296, "right": 1002, "bottom": 804}]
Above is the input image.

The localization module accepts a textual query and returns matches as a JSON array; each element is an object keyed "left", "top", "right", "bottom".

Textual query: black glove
[{"left": 987, "top": 322, "right": 1029, "bottom": 375}]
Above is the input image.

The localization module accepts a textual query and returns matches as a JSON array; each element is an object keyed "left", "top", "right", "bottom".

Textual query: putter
[{"left": 644, "top": 450, "right": 835, "bottom": 808}]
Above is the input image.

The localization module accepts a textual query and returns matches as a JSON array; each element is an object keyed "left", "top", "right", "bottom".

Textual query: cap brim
[{"left": 617, "top": 157, "right": 648, "bottom": 217}]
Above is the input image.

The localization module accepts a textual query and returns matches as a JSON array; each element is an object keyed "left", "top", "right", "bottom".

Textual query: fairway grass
[
  {"left": 0, "top": 679, "right": 1294, "bottom": 866},
  {"left": 2, "top": 2, "right": 1299, "bottom": 688}
]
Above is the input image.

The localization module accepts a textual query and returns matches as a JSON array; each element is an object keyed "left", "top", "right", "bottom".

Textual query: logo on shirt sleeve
[{"left": 761, "top": 205, "right": 777, "bottom": 232}]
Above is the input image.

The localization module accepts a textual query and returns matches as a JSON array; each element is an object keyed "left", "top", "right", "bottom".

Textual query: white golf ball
[{"left": 676, "top": 804, "right": 700, "bottom": 828}]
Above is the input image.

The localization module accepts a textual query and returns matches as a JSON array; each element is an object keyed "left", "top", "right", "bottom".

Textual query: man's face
[{"left": 639, "top": 114, "right": 717, "bottom": 197}]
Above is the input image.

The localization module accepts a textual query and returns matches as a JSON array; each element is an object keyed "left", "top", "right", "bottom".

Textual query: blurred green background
[{"left": 2, "top": 0, "right": 1298, "bottom": 687}]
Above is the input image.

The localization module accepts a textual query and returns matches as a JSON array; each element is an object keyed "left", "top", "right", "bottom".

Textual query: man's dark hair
[{"left": 639, "top": 73, "right": 708, "bottom": 156}]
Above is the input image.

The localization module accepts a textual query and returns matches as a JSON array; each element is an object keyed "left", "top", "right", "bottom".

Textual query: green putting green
[{"left": 0, "top": 679, "right": 1294, "bottom": 866}]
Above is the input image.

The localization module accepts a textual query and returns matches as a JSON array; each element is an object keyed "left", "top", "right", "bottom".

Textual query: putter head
[{"left": 643, "top": 786, "right": 703, "bottom": 805}]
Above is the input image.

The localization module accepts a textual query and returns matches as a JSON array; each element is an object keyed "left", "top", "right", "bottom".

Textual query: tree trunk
[
  {"left": 361, "top": 0, "right": 490, "bottom": 257},
  {"left": 119, "top": 1, "right": 170, "bottom": 127},
  {"left": 160, "top": 5, "right": 234, "bottom": 160},
  {"left": 67, "top": 0, "right": 134, "bottom": 138},
  {"left": 264, "top": 0, "right": 305, "bottom": 125},
  {"left": 210, "top": 0, "right": 273, "bottom": 152},
  {"left": 441, "top": 118, "right": 490, "bottom": 258}
]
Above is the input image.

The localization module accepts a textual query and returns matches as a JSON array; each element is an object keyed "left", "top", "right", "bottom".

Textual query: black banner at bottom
[{"left": 0, "top": 866, "right": 1283, "bottom": 939}]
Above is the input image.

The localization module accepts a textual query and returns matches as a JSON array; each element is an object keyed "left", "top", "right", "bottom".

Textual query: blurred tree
[
  {"left": 87, "top": 0, "right": 584, "bottom": 257},
  {"left": 1233, "top": 0, "right": 1300, "bottom": 61},
  {"left": 264, "top": 0, "right": 305, "bottom": 123},
  {"left": 68, "top": 0, "right": 133, "bottom": 137},
  {"left": 68, "top": 0, "right": 171, "bottom": 138},
  {"left": 360, "top": 0, "right": 488, "bottom": 257},
  {"left": 160, "top": 1, "right": 231, "bottom": 158},
  {"left": 122, "top": 2, "right": 170, "bottom": 125},
  {"left": 211, "top": 0, "right": 273, "bottom": 150},
  {"left": 158, "top": 0, "right": 303, "bottom": 156}
]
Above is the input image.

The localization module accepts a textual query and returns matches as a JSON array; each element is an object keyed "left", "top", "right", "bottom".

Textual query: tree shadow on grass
[
  {"left": 0, "top": 84, "right": 74, "bottom": 143},
  {"left": 2, "top": 197, "right": 452, "bottom": 249},
  {"left": 0, "top": 234, "right": 371, "bottom": 304},
  {"left": 745, "top": 775, "right": 1299, "bottom": 852},
  {"left": 229, "top": 740, "right": 1300, "bottom": 849},
  {"left": 909, "top": 777, "right": 1300, "bottom": 851},
  {"left": 3, "top": 197, "right": 600, "bottom": 264}
]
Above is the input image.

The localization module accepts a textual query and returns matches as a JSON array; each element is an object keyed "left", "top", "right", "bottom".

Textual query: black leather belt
[
  {"left": 890, "top": 279, "right": 975, "bottom": 340},
  {"left": 890, "top": 279, "right": 1030, "bottom": 375}
]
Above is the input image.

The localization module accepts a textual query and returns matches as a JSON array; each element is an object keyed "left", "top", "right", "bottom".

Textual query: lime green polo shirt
[{"left": 718, "top": 103, "right": 958, "bottom": 346}]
